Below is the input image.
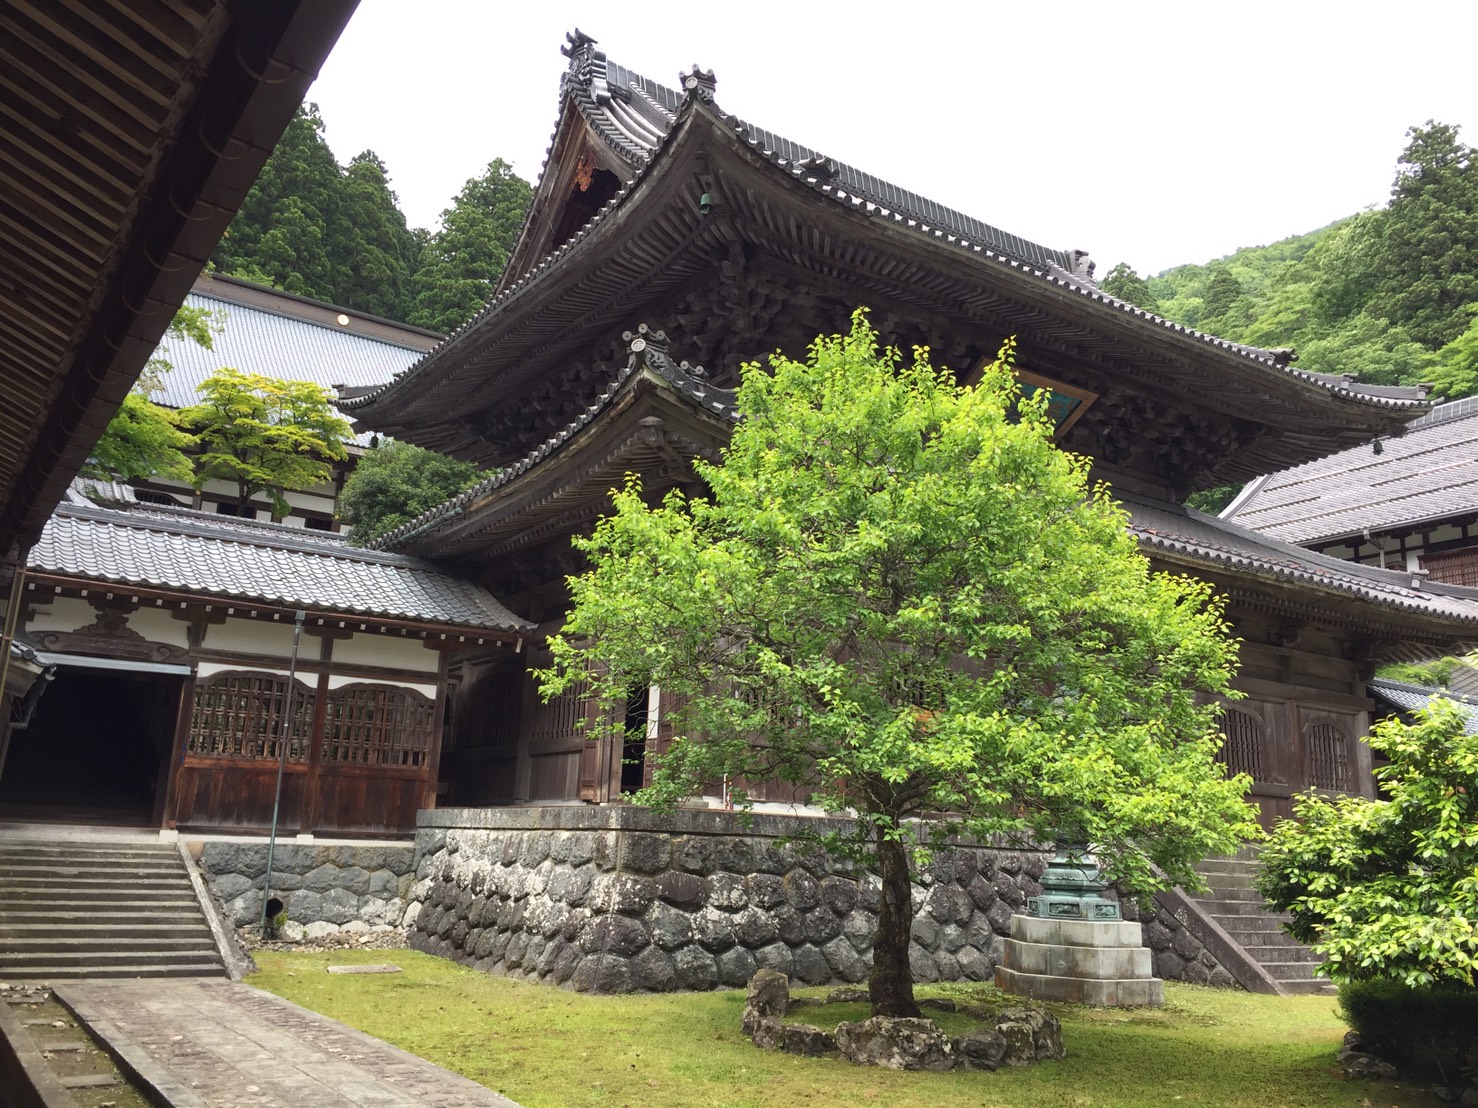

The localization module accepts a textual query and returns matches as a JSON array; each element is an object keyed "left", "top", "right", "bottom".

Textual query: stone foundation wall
[
  {"left": 1132, "top": 897, "right": 1240, "bottom": 989},
  {"left": 194, "top": 841, "right": 417, "bottom": 937},
  {"left": 409, "top": 807, "right": 1054, "bottom": 993}
]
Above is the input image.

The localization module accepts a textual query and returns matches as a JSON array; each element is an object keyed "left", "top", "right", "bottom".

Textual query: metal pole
[{"left": 260, "top": 609, "right": 306, "bottom": 933}]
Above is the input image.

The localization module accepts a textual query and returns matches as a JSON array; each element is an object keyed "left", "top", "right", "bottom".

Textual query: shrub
[{"left": 1338, "top": 977, "right": 1478, "bottom": 1083}]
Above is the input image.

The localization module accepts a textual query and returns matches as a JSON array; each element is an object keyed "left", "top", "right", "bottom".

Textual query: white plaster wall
[
  {"left": 118, "top": 607, "right": 190, "bottom": 648},
  {"left": 332, "top": 633, "right": 438, "bottom": 673},
  {"left": 326, "top": 673, "right": 437, "bottom": 697},
  {"left": 201, "top": 618, "right": 298, "bottom": 656},
  {"left": 24, "top": 596, "right": 101, "bottom": 634}
]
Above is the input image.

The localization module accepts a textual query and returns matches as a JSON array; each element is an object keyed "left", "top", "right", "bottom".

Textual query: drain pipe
[{"left": 260, "top": 609, "right": 306, "bottom": 935}]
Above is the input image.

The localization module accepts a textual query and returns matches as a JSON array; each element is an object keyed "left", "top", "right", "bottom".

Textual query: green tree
[
  {"left": 180, "top": 369, "right": 351, "bottom": 516},
  {"left": 540, "top": 312, "right": 1258, "bottom": 1018},
  {"left": 1426, "top": 308, "right": 1478, "bottom": 400},
  {"left": 338, "top": 151, "right": 419, "bottom": 319},
  {"left": 1367, "top": 122, "right": 1478, "bottom": 349},
  {"left": 338, "top": 440, "right": 481, "bottom": 545},
  {"left": 405, "top": 159, "right": 533, "bottom": 332},
  {"left": 1100, "top": 262, "right": 1159, "bottom": 311},
  {"left": 212, "top": 105, "right": 346, "bottom": 302},
  {"left": 88, "top": 304, "right": 223, "bottom": 482},
  {"left": 1257, "top": 700, "right": 1478, "bottom": 987}
]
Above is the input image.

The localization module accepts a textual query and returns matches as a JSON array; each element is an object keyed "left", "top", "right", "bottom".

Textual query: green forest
[
  {"left": 210, "top": 104, "right": 533, "bottom": 332},
  {"left": 1100, "top": 121, "right": 1478, "bottom": 402}
]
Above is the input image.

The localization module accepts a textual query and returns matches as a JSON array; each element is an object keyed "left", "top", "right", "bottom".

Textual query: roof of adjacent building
[
  {"left": 28, "top": 500, "right": 531, "bottom": 634},
  {"left": 1367, "top": 677, "right": 1478, "bottom": 733},
  {"left": 151, "top": 275, "right": 441, "bottom": 412},
  {"left": 1221, "top": 396, "right": 1478, "bottom": 544}
]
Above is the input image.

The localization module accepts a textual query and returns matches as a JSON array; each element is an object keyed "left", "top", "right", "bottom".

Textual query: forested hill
[
  {"left": 210, "top": 104, "right": 532, "bottom": 333},
  {"left": 1101, "top": 122, "right": 1478, "bottom": 400}
]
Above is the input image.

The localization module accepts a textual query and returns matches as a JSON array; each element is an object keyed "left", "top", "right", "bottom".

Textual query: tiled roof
[
  {"left": 29, "top": 502, "right": 530, "bottom": 633},
  {"left": 1125, "top": 496, "right": 1478, "bottom": 625},
  {"left": 374, "top": 327, "right": 737, "bottom": 550},
  {"left": 151, "top": 277, "right": 438, "bottom": 413},
  {"left": 1368, "top": 677, "right": 1478, "bottom": 733},
  {"left": 344, "top": 34, "right": 1428, "bottom": 428},
  {"left": 1221, "top": 397, "right": 1478, "bottom": 544}
]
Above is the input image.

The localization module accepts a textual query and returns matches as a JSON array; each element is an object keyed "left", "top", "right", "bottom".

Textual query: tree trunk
[{"left": 869, "top": 831, "right": 921, "bottom": 1017}]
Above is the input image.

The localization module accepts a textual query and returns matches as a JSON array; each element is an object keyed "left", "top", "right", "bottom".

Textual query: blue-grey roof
[
  {"left": 29, "top": 501, "right": 530, "bottom": 633},
  {"left": 1222, "top": 396, "right": 1478, "bottom": 544},
  {"left": 149, "top": 277, "right": 439, "bottom": 412},
  {"left": 1368, "top": 677, "right": 1478, "bottom": 733}
]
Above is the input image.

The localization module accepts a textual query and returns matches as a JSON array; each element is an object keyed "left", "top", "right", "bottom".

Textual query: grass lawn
[{"left": 249, "top": 949, "right": 1445, "bottom": 1108}]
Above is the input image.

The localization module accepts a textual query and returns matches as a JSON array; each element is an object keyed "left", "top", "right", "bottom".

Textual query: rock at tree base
[
  {"left": 782, "top": 1024, "right": 836, "bottom": 1056},
  {"left": 996, "top": 1006, "right": 1065, "bottom": 1065},
  {"left": 750, "top": 1015, "right": 784, "bottom": 1050},
  {"left": 742, "top": 967, "right": 790, "bottom": 1034},
  {"left": 953, "top": 1028, "right": 1009, "bottom": 1070},
  {"left": 835, "top": 1016, "right": 954, "bottom": 1071}
]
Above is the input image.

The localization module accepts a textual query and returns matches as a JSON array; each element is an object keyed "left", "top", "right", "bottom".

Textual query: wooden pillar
[
  {"left": 300, "top": 636, "right": 333, "bottom": 834},
  {"left": 422, "top": 648, "right": 452, "bottom": 811},
  {"left": 157, "top": 671, "right": 194, "bottom": 829}
]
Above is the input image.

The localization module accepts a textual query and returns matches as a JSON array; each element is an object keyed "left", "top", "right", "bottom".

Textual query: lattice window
[
  {"left": 1216, "top": 707, "right": 1264, "bottom": 779},
  {"left": 1421, "top": 547, "right": 1478, "bottom": 587},
  {"left": 528, "top": 679, "right": 596, "bottom": 746},
  {"left": 322, "top": 684, "right": 436, "bottom": 768},
  {"left": 1306, "top": 722, "right": 1352, "bottom": 791},
  {"left": 188, "top": 672, "right": 313, "bottom": 761}
]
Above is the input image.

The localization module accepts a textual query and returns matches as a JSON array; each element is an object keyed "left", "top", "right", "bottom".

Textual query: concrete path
[{"left": 54, "top": 979, "right": 521, "bottom": 1108}]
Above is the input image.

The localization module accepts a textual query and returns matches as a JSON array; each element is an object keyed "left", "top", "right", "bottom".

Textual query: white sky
[{"left": 309, "top": 0, "right": 1478, "bottom": 277}]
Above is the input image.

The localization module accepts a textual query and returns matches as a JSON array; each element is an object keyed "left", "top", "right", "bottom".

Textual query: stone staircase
[
  {"left": 0, "top": 838, "right": 227, "bottom": 980},
  {"left": 1188, "top": 848, "right": 1332, "bottom": 995}
]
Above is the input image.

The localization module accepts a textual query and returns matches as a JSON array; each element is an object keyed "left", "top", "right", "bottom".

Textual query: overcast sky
[{"left": 309, "top": 1, "right": 1477, "bottom": 277}]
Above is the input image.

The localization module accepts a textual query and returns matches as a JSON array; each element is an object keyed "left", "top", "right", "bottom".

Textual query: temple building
[{"left": 340, "top": 32, "right": 1478, "bottom": 828}]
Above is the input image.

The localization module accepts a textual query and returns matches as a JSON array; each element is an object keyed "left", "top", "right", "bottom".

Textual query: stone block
[
  {"left": 211, "top": 873, "right": 253, "bottom": 901},
  {"left": 621, "top": 832, "right": 671, "bottom": 874},
  {"left": 646, "top": 901, "right": 693, "bottom": 951},
  {"left": 835, "top": 1016, "right": 953, "bottom": 1071},
  {"left": 572, "top": 954, "right": 632, "bottom": 993},
  {"left": 783, "top": 870, "right": 820, "bottom": 911},
  {"left": 995, "top": 966, "right": 1163, "bottom": 1007},
  {"left": 1000, "top": 937, "right": 1152, "bottom": 980},
  {"left": 735, "top": 907, "right": 779, "bottom": 948},
  {"left": 909, "top": 941, "right": 940, "bottom": 983},
  {"left": 1007, "top": 915, "right": 1145, "bottom": 949},
  {"left": 707, "top": 872, "right": 748, "bottom": 911},
  {"left": 782, "top": 1024, "right": 836, "bottom": 1056},
  {"left": 792, "top": 944, "right": 831, "bottom": 985},
  {"left": 821, "top": 936, "right": 867, "bottom": 983},
  {"left": 673, "top": 944, "right": 719, "bottom": 990},
  {"left": 819, "top": 876, "right": 857, "bottom": 915},
  {"left": 953, "top": 1028, "right": 1007, "bottom": 1070},
  {"left": 655, "top": 870, "right": 706, "bottom": 908},
  {"left": 753, "top": 941, "right": 795, "bottom": 978},
  {"left": 716, "top": 946, "right": 758, "bottom": 987},
  {"left": 745, "top": 873, "right": 785, "bottom": 908},
  {"left": 630, "top": 946, "right": 677, "bottom": 992}
]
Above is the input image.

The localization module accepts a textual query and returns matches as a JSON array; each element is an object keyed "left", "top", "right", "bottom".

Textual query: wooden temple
[{"left": 339, "top": 31, "right": 1478, "bottom": 827}]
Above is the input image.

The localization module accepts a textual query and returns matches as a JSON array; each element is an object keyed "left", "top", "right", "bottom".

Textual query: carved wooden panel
[
  {"left": 321, "top": 684, "right": 435, "bottom": 768},
  {"left": 188, "top": 671, "right": 313, "bottom": 761}
]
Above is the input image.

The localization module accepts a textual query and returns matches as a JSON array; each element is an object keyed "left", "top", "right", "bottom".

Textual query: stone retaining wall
[
  {"left": 193, "top": 841, "right": 417, "bottom": 937},
  {"left": 410, "top": 807, "right": 1055, "bottom": 993}
]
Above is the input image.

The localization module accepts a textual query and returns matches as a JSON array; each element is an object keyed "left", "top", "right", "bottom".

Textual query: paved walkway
[{"left": 54, "top": 979, "right": 521, "bottom": 1108}]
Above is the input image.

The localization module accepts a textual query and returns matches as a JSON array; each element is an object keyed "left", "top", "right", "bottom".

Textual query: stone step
[
  {"left": 0, "top": 875, "right": 192, "bottom": 893},
  {"left": 1193, "top": 869, "right": 1258, "bottom": 891},
  {"left": 0, "top": 921, "right": 213, "bottom": 939},
  {"left": 0, "top": 847, "right": 180, "bottom": 866},
  {"left": 2, "top": 936, "right": 219, "bottom": 953},
  {"left": 0, "top": 886, "right": 201, "bottom": 904},
  {"left": 1279, "top": 977, "right": 1338, "bottom": 995},
  {"left": 1243, "top": 944, "right": 1320, "bottom": 964},
  {"left": 0, "top": 962, "right": 226, "bottom": 981},
  {"left": 0, "top": 946, "right": 222, "bottom": 970},
  {"left": 1260, "top": 959, "right": 1325, "bottom": 980},
  {"left": 0, "top": 862, "right": 186, "bottom": 881},
  {"left": 1188, "top": 895, "right": 1273, "bottom": 915}
]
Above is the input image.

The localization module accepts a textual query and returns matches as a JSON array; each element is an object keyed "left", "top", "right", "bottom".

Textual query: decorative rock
[
  {"left": 745, "top": 968, "right": 790, "bottom": 1019},
  {"left": 1341, "top": 1052, "right": 1399, "bottom": 1080},
  {"left": 782, "top": 1024, "right": 836, "bottom": 1056},
  {"left": 835, "top": 1016, "right": 954, "bottom": 1071},
  {"left": 996, "top": 1007, "right": 1065, "bottom": 1065},
  {"left": 750, "top": 1015, "right": 784, "bottom": 1050},
  {"left": 953, "top": 1029, "right": 1008, "bottom": 1070}
]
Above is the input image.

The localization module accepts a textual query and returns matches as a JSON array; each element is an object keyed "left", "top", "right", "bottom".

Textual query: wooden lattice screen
[
  {"left": 1420, "top": 547, "right": 1478, "bottom": 587},
  {"left": 1217, "top": 707, "right": 1264, "bottom": 780},
  {"left": 528, "top": 679, "right": 594, "bottom": 746},
  {"left": 1306, "top": 722, "right": 1352, "bottom": 791},
  {"left": 188, "top": 671, "right": 314, "bottom": 761},
  {"left": 321, "top": 684, "right": 436, "bottom": 768}
]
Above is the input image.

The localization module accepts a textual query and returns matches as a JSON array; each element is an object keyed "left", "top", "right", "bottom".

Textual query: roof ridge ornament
[
  {"left": 681, "top": 65, "right": 717, "bottom": 101},
  {"left": 1068, "top": 249, "right": 1096, "bottom": 282},
  {"left": 562, "top": 28, "right": 611, "bottom": 104},
  {"left": 623, "top": 324, "right": 710, "bottom": 382},
  {"left": 795, "top": 155, "right": 839, "bottom": 180}
]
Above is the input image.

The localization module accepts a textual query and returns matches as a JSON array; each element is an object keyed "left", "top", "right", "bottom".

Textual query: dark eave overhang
[
  {"left": 0, "top": 0, "right": 359, "bottom": 561},
  {"left": 379, "top": 328, "right": 736, "bottom": 561},
  {"left": 346, "top": 90, "right": 1429, "bottom": 482}
]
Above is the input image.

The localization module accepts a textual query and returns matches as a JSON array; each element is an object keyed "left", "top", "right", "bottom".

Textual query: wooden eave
[
  {"left": 348, "top": 96, "right": 1428, "bottom": 483},
  {"left": 0, "top": 0, "right": 358, "bottom": 560},
  {"left": 396, "top": 368, "right": 733, "bottom": 564},
  {"left": 23, "top": 572, "right": 520, "bottom": 648}
]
